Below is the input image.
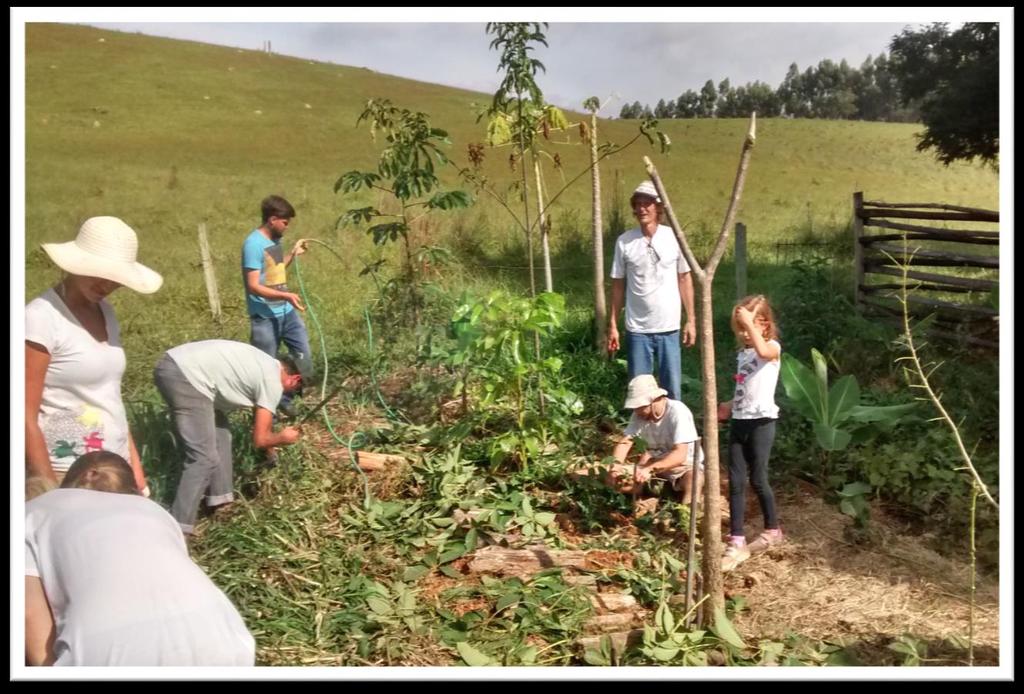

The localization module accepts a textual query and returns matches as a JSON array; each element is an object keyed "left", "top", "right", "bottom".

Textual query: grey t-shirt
[{"left": 166, "top": 340, "right": 283, "bottom": 413}]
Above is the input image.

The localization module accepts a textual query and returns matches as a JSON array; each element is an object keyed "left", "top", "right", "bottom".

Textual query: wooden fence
[{"left": 852, "top": 192, "right": 999, "bottom": 348}]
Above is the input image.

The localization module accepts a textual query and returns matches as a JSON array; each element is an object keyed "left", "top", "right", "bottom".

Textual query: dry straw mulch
[{"left": 724, "top": 481, "right": 999, "bottom": 664}]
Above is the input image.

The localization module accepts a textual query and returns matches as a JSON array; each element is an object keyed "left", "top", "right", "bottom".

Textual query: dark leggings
[{"left": 728, "top": 418, "right": 778, "bottom": 537}]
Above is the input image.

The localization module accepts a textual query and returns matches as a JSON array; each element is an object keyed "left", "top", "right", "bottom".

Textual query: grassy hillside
[{"left": 24, "top": 23, "right": 999, "bottom": 392}]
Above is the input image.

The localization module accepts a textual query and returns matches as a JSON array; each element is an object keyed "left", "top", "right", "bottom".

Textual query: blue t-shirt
[{"left": 241, "top": 229, "right": 293, "bottom": 319}]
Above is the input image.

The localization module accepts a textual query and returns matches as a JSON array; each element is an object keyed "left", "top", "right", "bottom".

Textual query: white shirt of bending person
[{"left": 25, "top": 488, "right": 255, "bottom": 666}]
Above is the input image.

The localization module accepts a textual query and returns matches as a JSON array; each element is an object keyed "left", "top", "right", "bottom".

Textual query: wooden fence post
[
  {"left": 197, "top": 223, "right": 222, "bottom": 321},
  {"left": 852, "top": 192, "right": 864, "bottom": 312},
  {"left": 734, "top": 222, "right": 747, "bottom": 300}
]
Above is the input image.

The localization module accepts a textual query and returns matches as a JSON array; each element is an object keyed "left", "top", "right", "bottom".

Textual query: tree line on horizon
[
  {"left": 618, "top": 23, "right": 999, "bottom": 170},
  {"left": 619, "top": 53, "right": 916, "bottom": 123}
]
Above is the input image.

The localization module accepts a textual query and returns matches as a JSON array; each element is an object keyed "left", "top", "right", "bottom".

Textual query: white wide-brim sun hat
[
  {"left": 623, "top": 374, "right": 668, "bottom": 409},
  {"left": 41, "top": 216, "right": 163, "bottom": 294}
]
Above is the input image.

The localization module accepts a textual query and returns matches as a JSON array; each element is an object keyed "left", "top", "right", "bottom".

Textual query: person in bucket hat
[
  {"left": 607, "top": 180, "right": 696, "bottom": 402},
  {"left": 25, "top": 216, "right": 163, "bottom": 498},
  {"left": 152, "top": 339, "right": 312, "bottom": 536},
  {"left": 604, "top": 374, "right": 705, "bottom": 502}
]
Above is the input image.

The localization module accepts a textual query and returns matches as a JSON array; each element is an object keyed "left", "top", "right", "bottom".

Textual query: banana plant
[{"left": 780, "top": 348, "right": 917, "bottom": 451}]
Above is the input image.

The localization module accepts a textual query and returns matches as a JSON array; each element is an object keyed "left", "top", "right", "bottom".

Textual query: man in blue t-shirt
[{"left": 241, "top": 195, "right": 312, "bottom": 418}]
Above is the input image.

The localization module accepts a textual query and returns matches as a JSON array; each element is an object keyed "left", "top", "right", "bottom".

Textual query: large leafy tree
[{"left": 889, "top": 22, "right": 999, "bottom": 168}]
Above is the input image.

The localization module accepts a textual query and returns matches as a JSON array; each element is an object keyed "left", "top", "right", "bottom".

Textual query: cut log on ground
[
  {"left": 346, "top": 451, "right": 407, "bottom": 472},
  {"left": 589, "top": 592, "right": 638, "bottom": 613},
  {"left": 467, "top": 545, "right": 591, "bottom": 576},
  {"left": 583, "top": 612, "right": 641, "bottom": 634}
]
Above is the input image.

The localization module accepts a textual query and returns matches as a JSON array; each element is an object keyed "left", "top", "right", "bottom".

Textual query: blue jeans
[
  {"left": 250, "top": 310, "right": 311, "bottom": 408},
  {"left": 625, "top": 330, "right": 682, "bottom": 401}
]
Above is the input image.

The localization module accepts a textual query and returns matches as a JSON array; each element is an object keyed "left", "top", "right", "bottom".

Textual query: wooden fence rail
[{"left": 852, "top": 192, "right": 999, "bottom": 349}]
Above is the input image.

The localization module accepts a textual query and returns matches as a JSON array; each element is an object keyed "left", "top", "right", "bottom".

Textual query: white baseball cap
[{"left": 630, "top": 180, "right": 661, "bottom": 204}]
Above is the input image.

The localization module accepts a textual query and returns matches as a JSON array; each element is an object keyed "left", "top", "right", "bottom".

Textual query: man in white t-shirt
[
  {"left": 153, "top": 339, "right": 312, "bottom": 535},
  {"left": 607, "top": 180, "right": 696, "bottom": 401},
  {"left": 605, "top": 374, "right": 704, "bottom": 503},
  {"left": 24, "top": 451, "right": 254, "bottom": 666}
]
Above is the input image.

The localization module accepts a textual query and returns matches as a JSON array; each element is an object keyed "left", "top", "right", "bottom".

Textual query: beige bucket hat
[
  {"left": 42, "top": 216, "right": 163, "bottom": 294},
  {"left": 624, "top": 374, "right": 668, "bottom": 409}
]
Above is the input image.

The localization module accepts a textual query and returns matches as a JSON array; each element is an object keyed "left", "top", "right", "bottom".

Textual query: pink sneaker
[
  {"left": 722, "top": 544, "right": 749, "bottom": 572},
  {"left": 721, "top": 535, "right": 749, "bottom": 572},
  {"left": 748, "top": 528, "right": 784, "bottom": 554}
]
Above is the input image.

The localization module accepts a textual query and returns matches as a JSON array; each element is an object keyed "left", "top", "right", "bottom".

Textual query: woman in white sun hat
[{"left": 25, "top": 216, "right": 163, "bottom": 498}]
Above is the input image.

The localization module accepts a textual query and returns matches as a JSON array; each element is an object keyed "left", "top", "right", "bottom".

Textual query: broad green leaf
[
  {"left": 457, "top": 641, "right": 496, "bottom": 666},
  {"left": 520, "top": 497, "right": 533, "bottom": 516},
  {"left": 712, "top": 607, "right": 747, "bottom": 651},
  {"left": 656, "top": 603, "right": 676, "bottom": 635},
  {"left": 685, "top": 630, "right": 706, "bottom": 644},
  {"left": 365, "top": 596, "right": 393, "bottom": 616},
  {"left": 684, "top": 650, "right": 708, "bottom": 666},
  {"left": 439, "top": 546, "right": 467, "bottom": 565},
  {"left": 839, "top": 499, "right": 857, "bottom": 517},
  {"left": 813, "top": 423, "right": 852, "bottom": 451},
  {"left": 847, "top": 402, "right": 917, "bottom": 424},
  {"left": 780, "top": 353, "right": 826, "bottom": 423},
  {"left": 426, "top": 190, "right": 472, "bottom": 210},
  {"left": 651, "top": 646, "right": 680, "bottom": 662},
  {"left": 661, "top": 552, "right": 685, "bottom": 573},
  {"left": 827, "top": 375, "right": 860, "bottom": 426},
  {"left": 495, "top": 592, "right": 521, "bottom": 612},
  {"left": 582, "top": 647, "right": 610, "bottom": 666},
  {"left": 811, "top": 348, "right": 829, "bottom": 406},
  {"left": 402, "top": 565, "right": 430, "bottom": 582},
  {"left": 825, "top": 648, "right": 861, "bottom": 666},
  {"left": 838, "top": 481, "right": 871, "bottom": 497},
  {"left": 533, "top": 512, "right": 556, "bottom": 526},
  {"left": 439, "top": 564, "right": 463, "bottom": 578}
]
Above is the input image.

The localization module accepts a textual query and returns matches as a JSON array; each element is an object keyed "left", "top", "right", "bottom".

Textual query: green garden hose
[{"left": 293, "top": 243, "right": 409, "bottom": 508}]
